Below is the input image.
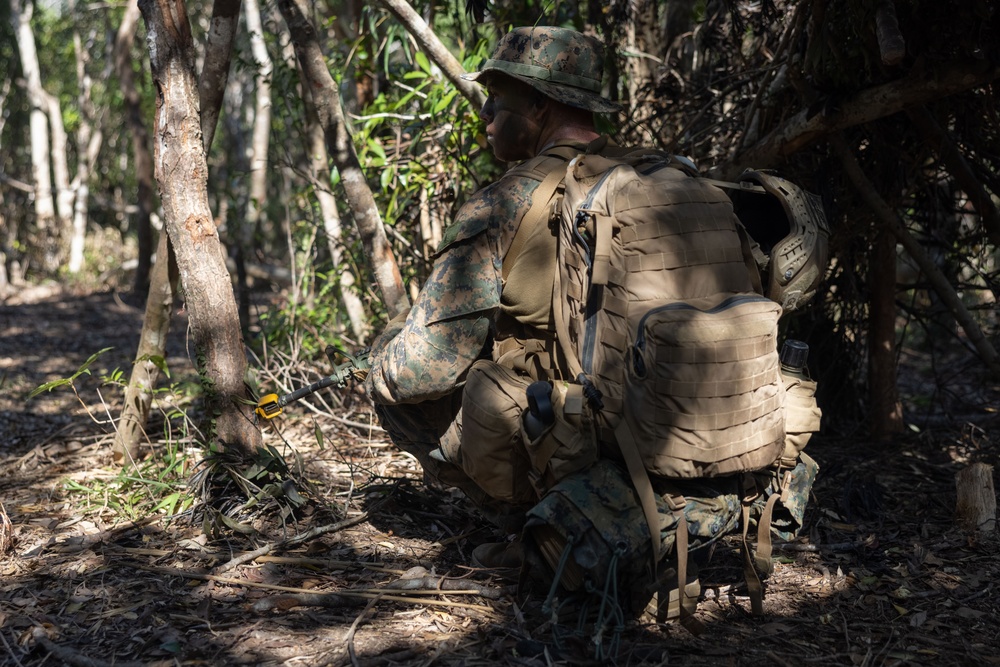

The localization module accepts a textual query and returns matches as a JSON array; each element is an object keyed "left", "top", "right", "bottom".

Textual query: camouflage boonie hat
[{"left": 463, "top": 26, "right": 619, "bottom": 113}]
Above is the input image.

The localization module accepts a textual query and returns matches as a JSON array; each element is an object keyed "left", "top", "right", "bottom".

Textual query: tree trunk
[
  {"left": 68, "top": 1, "right": 104, "bottom": 275},
  {"left": 198, "top": 0, "right": 242, "bottom": 153},
  {"left": 114, "top": 0, "right": 156, "bottom": 295},
  {"left": 278, "top": 0, "right": 409, "bottom": 319},
  {"left": 869, "top": 226, "right": 904, "bottom": 437},
  {"left": 138, "top": 0, "right": 261, "bottom": 456},
  {"left": 238, "top": 0, "right": 271, "bottom": 329},
  {"left": 955, "top": 463, "right": 997, "bottom": 532},
  {"left": 113, "top": 0, "right": 172, "bottom": 464},
  {"left": 10, "top": 0, "right": 58, "bottom": 270},
  {"left": 42, "top": 90, "right": 74, "bottom": 268},
  {"left": 245, "top": 0, "right": 271, "bottom": 234},
  {"left": 113, "top": 232, "right": 177, "bottom": 463},
  {"left": 301, "top": 81, "right": 370, "bottom": 342}
]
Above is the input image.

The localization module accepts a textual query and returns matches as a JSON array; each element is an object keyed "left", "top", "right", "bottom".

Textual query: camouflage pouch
[
  {"left": 522, "top": 460, "right": 743, "bottom": 626},
  {"left": 750, "top": 451, "right": 819, "bottom": 542}
]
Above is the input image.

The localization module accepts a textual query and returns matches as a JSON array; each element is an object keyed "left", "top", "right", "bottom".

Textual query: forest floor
[{"left": 2, "top": 285, "right": 1000, "bottom": 666}]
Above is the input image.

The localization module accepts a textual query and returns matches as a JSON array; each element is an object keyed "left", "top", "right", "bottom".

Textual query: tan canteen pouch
[{"left": 460, "top": 360, "right": 598, "bottom": 504}]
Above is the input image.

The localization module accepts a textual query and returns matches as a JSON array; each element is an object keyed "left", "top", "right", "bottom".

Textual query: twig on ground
[
  {"left": 23, "top": 515, "right": 162, "bottom": 557},
  {"left": 214, "top": 510, "right": 370, "bottom": 573},
  {"left": 130, "top": 564, "right": 497, "bottom": 611},
  {"left": 0, "top": 629, "right": 24, "bottom": 667},
  {"left": 251, "top": 592, "right": 365, "bottom": 612},
  {"left": 30, "top": 628, "right": 143, "bottom": 667},
  {"left": 330, "top": 414, "right": 385, "bottom": 432},
  {"left": 384, "top": 575, "right": 506, "bottom": 599},
  {"left": 117, "top": 546, "right": 400, "bottom": 573},
  {"left": 347, "top": 597, "right": 380, "bottom": 667},
  {"left": 775, "top": 540, "right": 871, "bottom": 553}
]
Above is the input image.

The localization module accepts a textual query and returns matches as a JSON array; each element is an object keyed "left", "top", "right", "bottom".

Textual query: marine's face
[{"left": 479, "top": 74, "right": 544, "bottom": 162}]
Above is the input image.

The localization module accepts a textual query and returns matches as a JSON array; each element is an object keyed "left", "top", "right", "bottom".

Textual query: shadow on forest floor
[{"left": 1, "top": 286, "right": 999, "bottom": 666}]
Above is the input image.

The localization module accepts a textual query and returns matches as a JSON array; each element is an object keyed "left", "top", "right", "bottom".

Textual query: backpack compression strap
[{"left": 615, "top": 417, "right": 703, "bottom": 634}]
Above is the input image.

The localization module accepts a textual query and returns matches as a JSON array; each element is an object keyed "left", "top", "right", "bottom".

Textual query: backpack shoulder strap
[{"left": 502, "top": 148, "right": 577, "bottom": 282}]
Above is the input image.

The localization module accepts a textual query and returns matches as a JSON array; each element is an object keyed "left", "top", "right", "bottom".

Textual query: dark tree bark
[
  {"left": 138, "top": 0, "right": 261, "bottom": 456},
  {"left": 906, "top": 106, "right": 1000, "bottom": 248},
  {"left": 277, "top": 0, "right": 409, "bottom": 319},
  {"left": 869, "top": 226, "right": 904, "bottom": 437},
  {"left": 113, "top": 0, "right": 155, "bottom": 295}
]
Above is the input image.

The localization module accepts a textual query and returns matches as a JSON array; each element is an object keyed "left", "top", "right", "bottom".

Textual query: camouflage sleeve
[{"left": 366, "top": 194, "right": 502, "bottom": 405}]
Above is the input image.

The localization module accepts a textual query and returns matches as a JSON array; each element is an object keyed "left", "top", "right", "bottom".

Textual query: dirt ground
[{"left": 2, "top": 286, "right": 1000, "bottom": 666}]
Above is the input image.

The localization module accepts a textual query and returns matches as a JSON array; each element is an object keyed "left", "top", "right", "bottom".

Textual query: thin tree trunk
[
  {"left": 114, "top": 0, "right": 156, "bottom": 295},
  {"left": 114, "top": 0, "right": 175, "bottom": 463},
  {"left": 199, "top": 0, "right": 242, "bottom": 153},
  {"left": 68, "top": 130, "right": 102, "bottom": 274},
  {"left": 302, "top": 85, "right": 369, "bottom": 342},
  {"left": 138, "top": 0, "right": 261, "bottom": 456},
  {"left": 245, "top": 0, "right": 271, "bottom": 233},
  {"left": 116, "top": 0, "right": 245, "bottom": 463},
  {"left": 869, "top": 226, "right": 904, "bottom": 437},
  {"left": 239, "top": 0, "right": 271, "bottom": 329},
  {"left": 42, "top": 90, "right": 74, "bottom": 268},
  {"left": 68, "top": 2, "right": 104, "bottom": 275},
  {"left": 113, "top": 232, "right": 177, "bottom": 463},
  {"left": 278, "top": 0, "right": 409, "bottom": 319},
  {"left": 10, "top": 0, "right": 57, "bottom": 269},
  {"left": 830, "top": 134, "right": 1000, "bottom": 380}
]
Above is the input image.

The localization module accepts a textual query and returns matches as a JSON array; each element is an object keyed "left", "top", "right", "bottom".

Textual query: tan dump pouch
[
  {"left": 623, "top": 295, "right": 785, "bottom": 478},
  {"left": 779, "top": 372, "right": 822, "bottom": 466},
  {"left": 459, "top": 360, "right": 536, "bottom": 505},
  {"left": 519, "top": 381, "right": 599, "bottom": 494}
]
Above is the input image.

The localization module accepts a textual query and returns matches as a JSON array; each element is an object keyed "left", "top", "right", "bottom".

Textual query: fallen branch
[
  {"left": 132, "top": 564, "right": 497, "bottom": 612},
  {"left": 251, "top": 592, "right": 365, "bottom": 612},
  {"left": 717, "top": 58, "right": 1000, "bottom": 178},
  {"left": 774, "top": 540, "right": 871, "bottom": 553},
  {"left": 384, "top": 575, "right": 506, "bottom": 599},
  {"left": 214, "top": 510, "right": 370, "bottom": 573},
  {"left": 118, "top": 546, "right": 400, "bottom": 573}
]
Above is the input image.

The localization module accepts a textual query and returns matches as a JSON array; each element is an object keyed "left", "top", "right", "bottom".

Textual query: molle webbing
[{"left": 553, "top": 150, "right": 785, "bottom": 479}]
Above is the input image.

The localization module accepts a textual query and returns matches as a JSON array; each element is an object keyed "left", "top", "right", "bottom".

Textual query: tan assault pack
[{"left": 498, "top": 144, "right": 825, "bottom": 627}]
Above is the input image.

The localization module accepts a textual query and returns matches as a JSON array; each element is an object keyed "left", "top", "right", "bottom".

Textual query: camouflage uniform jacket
[{"left": 366, "top": 141, "right": 588, "bottom": 405}]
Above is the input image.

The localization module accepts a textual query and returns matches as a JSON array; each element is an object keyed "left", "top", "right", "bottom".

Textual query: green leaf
[
  {"left": 218, "top": 513, "right": 256, "bottom": 535},
  {"left": 414, "top": 50, "right": 431, "bottom": 74},
  {"left": 29, "top": 347, "right": 114, "bottom": 398}
]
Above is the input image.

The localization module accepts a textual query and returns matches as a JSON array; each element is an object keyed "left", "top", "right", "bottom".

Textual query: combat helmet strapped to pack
[{"left": 729, "top": 170, "right": 830, "bottom": 312}]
